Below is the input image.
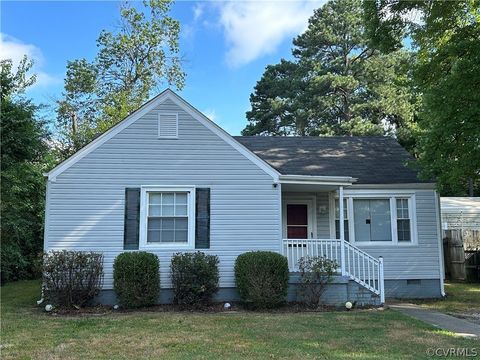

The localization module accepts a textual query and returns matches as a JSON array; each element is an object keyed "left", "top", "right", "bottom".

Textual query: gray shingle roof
[{"left": 234, "top": 136, "right": 427, "bottom": 184}]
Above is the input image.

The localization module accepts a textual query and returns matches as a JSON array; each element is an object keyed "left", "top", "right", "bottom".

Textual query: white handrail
[
  {"left": 343, "top": 241, "right": 382, "bottom": 296},
  {"left": 282, "top": 238, "right": 385, "bottom": 304}
]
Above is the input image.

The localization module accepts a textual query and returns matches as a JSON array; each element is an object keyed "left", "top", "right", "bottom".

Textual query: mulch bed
[{"left": 42, "top": 302, "right": 384, "bottom": 317}]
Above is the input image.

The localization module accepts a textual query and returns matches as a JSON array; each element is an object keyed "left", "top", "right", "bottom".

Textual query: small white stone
[
  {"left": 223, "top": 302, "right": 231, "bottom": 310},
  {"left": 36, "top": 298, "right": 44, "bottom": 305},
  {"left": 345, "top": 301, "right": 353, "bottom": 310},
  {"left": 45, "top": 304, "right": 54, "bottom": 312},
  {"left": 113, "top": 305, "right": 119, "bottom": 310}
]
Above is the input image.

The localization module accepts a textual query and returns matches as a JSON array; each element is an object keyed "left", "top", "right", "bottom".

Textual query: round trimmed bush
[
  {"left": 234, "top": 251, "right": 289, "bottom": 308},
  {"left": 113, "top": 252, "right": 160, "bottom": 308},
  {"left": 171, "top": 251, "right": 219, "bottom": 306}
]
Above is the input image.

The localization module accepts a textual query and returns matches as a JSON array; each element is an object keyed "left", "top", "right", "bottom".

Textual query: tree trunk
[{"left": 468, "top": 178, "right": 474, "bottom": 197}]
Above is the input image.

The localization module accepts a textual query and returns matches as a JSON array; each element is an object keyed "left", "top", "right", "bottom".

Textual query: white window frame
[
  {"left": 329, "top": 190, "right": 418, "bottom": 246},
  {"left": 158, "top": 112, "right": 179, "bottom": 139},
  {"left": 395, "top": 198, "right": 412, "bottom": 243},
  {"left": 139, "top": 186, "right": 195, "bottom": 249}
]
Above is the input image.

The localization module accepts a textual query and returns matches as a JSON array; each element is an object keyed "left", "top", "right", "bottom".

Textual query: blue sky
[{"left": 1, "top": 1, "right": 324, "bottom": 135}]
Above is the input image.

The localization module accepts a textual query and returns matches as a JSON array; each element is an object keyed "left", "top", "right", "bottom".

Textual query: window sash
[
  {"left": 334, "top": 199, "right": 348, "bottom": 220},
  {"left": 397, "top": 219, "right": 411, "bottom": 242},
  {"left": 334, "top": 199, "right": 349, "bottom": 241},
  {"left": 335, "top": 220, "right": 349, "bottom": 241},
  {"left": 146, "top": 191, "right": 189, "bottom": 244},
  {"left": 396, "top": 198, "right": 411, "bottom": 242},
  {"left": 353, "top": 199, "right": 392, "bottom": 242}
]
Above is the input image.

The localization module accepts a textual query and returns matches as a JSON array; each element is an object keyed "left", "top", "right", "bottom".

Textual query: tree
[
  {"left": 243, "top": 0, "right": 417, "bottom": 149},
  {"left": 56, "top": 0, "right": 185, "bottom": 156},
  {"left": 244, "top": 60, "right": 309, "bottom": 136},
  {"left": 1, "top": 57, "right": 51, "bottom": 283},
  {"left": 364, "top": 0, "right": 480, "bottom": 195},
  {"left": 56, "top": 59, "right": 99, "bottom": 157}
]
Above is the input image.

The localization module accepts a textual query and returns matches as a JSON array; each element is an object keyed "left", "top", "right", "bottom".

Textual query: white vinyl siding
[
  {"left": 45, "top": 98, "right": 279, "bottom": 289},
  {"left": 285, "top": 190, "right": 441, "bottom": 280},
  {"left": 336, "top": 190, "right": 439, "bottom": 280}
]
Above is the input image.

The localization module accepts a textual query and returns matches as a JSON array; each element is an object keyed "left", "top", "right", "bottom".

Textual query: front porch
[{"left": 278, "top": 175, "right": 385, "bottom": 304}]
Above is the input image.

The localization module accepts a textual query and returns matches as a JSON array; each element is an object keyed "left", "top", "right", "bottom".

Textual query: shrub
[
  {"left": 234, "top": 251, "right": 289, "bottom": 308},
  {"left": 170, "top": 252, "right": 219, "bottom": 306},
  {"left": 298, "top": 256, "right": 337, "bottom": 308},
  {"left": 113, "top": 252, "right": 160, "bottom": 308},
  {"left": 42, "top": 250, "right": 104, "bottom": 308}
]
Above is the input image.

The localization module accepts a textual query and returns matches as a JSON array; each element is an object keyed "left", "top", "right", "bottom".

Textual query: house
[
  {"left": 44, "top": 89, "right": 445, "bottom": 305},
  {"left": 441, "top": 197, "right": 480, "bottom": 231}
]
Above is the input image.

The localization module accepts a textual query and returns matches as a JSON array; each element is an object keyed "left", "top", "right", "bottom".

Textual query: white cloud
[
  {"left": 36, "top": 71, "right": 62, "bottom": 88},
  {"left": 202, "top": 108, "right": 217, "bottom": 122},
  {"left": 0, "top": 33, "right": 61, "bottom": 88},
  {"left": 193, "top": 3, "right": 204, "bottom": 22},
  {"left": 216, "top": 0, "right": 325, "bottom": 67},
  {"left": 0, "top": 33, "right": 43, "bottom": 67}
]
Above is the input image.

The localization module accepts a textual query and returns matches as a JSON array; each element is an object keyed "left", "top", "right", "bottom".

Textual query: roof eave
[
  {"left": 278, "top": 174, "right": 357, "bottom": 186},
  {"left": 349, "top": 182, "right": 437, "bottom": 189}
]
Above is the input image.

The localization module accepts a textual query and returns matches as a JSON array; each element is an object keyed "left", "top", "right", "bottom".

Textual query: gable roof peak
[{"left": 46, "top": 90, "right": 279, "bottom": 181}]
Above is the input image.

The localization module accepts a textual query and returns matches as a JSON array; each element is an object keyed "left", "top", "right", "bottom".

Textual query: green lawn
[
  {"left": 1, "top": 280, "right": 478, "bottom": 360},
  {"left": 413, "top": 282, "right": 480, "bottom": 315}
]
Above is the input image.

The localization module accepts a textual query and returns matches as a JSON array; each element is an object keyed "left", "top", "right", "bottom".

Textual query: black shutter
[
  {"left": 195, "top": 188, "right": 210, "bottom": 249},
  {"left": 124, "top": 188, "right": 140, "bottom": 250}
]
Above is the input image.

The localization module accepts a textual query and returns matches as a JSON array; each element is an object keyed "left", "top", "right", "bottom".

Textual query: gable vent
[{"left": 158, "top": 113, "right": 178, "bottom": 138}]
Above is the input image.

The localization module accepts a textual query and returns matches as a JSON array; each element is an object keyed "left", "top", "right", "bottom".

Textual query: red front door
[{"left": 286, "top": 204, "right": 309, "bottom": 239}]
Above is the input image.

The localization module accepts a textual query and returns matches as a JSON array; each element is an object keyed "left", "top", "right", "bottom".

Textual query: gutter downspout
[{"left": 434, "top": 190, "right": 446, "bottom": 297}]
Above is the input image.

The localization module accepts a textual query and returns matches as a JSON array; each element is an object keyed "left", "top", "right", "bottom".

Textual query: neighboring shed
[
  {"left": 441, "top": 197, "right": 480, "bottom": 282},
  {"left": 441, "top": 197, "right": 480, "bottom": 231}
]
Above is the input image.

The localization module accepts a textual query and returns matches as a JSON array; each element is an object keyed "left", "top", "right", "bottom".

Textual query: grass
[
  {"left": 412, "top": 282, "right": 480, "bottom": 315},
  {"left": 1, "top": 280, "right": 478, "bottom": 360}
]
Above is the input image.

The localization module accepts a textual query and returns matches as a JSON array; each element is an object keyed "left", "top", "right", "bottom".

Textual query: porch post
[
  {"left": 339, "top": 186, "right": 346, "bottom": 276},
  {"left": 379, "top": 256, "right": 385, "bottom": 304}
]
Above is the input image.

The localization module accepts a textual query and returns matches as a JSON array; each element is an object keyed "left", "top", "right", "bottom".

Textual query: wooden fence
[{"left": 443, "top": 229, "right": 480, "bottom": 282}]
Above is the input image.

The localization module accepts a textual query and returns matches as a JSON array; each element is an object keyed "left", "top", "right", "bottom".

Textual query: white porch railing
[
  {"left": 282, "top": 238, "right": 385, "bottom": 303},
  {"left": 283, "top": 239, "right": 343, "bottom": 272}
]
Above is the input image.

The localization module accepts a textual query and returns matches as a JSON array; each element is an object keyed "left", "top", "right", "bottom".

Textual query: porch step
[{"left": 283, "top": 238, "right": 385, "bottom": 304}]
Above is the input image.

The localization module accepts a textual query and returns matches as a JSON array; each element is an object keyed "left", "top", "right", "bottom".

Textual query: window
[
  {"left": 396, "top": 198, "right": 411, "bottom": 242},
  {"left": 353, "top": 199, "right": 392, "bottom": 242},
  {"left": 141, "top": 187, "right": 194, "bottom": 247},
  {"left": 333, "top": 194, "right": 415, "bottom": 244},
  {"left": 334, "top": 199, "right": 349, "bottom": 241}
]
